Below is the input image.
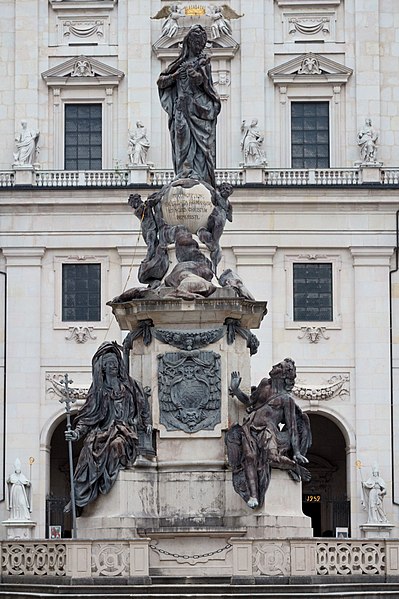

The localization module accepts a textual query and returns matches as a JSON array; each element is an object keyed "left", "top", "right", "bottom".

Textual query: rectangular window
[
  {"left": 62, "top": 263, "right": 101, "bottom": 321},
  {"left": 291, "top": 101, "right": 329, "bottom": 168},
  {"left": 64, "top": 103, "right": 102, "bottom": 170},
  {"left": 293, "top": 262, "right": 333, "bottom": 321}
]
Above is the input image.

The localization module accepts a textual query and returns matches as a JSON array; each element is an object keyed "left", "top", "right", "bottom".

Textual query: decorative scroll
[
  {"left": 1, "top": 543, "right": 66, "bottom": 576},
  {"left": 298, "top": 326, "right": 329, "bottom": 344},
  {"left": 317, "top": 542, "right": 385, "bottom": 576},
  {"left": 63, "top": 20, "right": 104, "bottom": 39},
  {"left": 91, "top": 543, "right": 129, "bottom": 577},
  {"left": 225, "top": 318, "right": 260, "bottom": 355},
  {"left": 289, "top": 18, "right": 330, "bottom": 36},
  {"left": 71, "top": 58, "right": 94, "bottom": 77},
  {"left": 45, "top": 373, "right": 88, "bottom": 401},
  {"left": 298, "top": 54, "right": 322, "bottom": 75},
  {"left": 158, "top": 351, "right": 221, "bottom": 433},
  {"left": 65, "top": 326, "right": 97, "bottom": 344},
  {"left": 153, "top": 327, "right": 225, "bottom": 351},
  {"left": 253, "top": 542, "right": 290, "bottom": 576},
  {"left": 292, "top": 374, "right": 349, "bottom": 402}
]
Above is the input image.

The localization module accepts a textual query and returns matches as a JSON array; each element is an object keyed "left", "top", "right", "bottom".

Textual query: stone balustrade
[
  {"left": 1, "top": 538, "right": 399, "bottom": 581},
  {"left": 0, "top": 165, "right": 397, "bottom": 189}
]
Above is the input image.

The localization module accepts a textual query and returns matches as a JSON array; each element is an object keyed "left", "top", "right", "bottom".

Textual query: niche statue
[
  {"left": 65, "top": 342, "right": 152, "bottom": 513},
  {"left": 226, "top": 358, "right": 312, "bottom": 509}
]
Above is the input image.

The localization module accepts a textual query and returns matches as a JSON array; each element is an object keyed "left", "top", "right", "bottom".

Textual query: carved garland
[{"left": 292, "top": 374, "right": 349, "bottom": 402}]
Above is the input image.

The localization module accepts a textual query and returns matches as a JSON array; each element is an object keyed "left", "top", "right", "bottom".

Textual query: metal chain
[{"left": 149, "top": 542, "right": 232, "bottom": 560}]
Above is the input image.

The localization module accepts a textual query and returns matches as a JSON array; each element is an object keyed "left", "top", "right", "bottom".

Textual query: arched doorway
[
  {"left": 46, "top": 416, "right": 82, "bottom": 538},
  {"left": 302, "top": 413, "right": 349, "bottom": 537}
]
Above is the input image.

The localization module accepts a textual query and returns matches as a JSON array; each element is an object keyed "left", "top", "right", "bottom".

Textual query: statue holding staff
[{"left": 65, "top": 342, "right": 152, "bottom": 513}]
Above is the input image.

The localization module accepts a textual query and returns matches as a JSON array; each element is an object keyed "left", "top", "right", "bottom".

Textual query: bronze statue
[
  {"left": 226, "top": 358, "right": 311, "bottom": 509},
  {"left": 157, "top": 24, "right": 221, "bottom": 188},
  {"left": 65, "top": 342, "right": 152, "bottom": 513}
]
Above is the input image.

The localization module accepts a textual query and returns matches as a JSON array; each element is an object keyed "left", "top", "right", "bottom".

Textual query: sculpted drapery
[
  {"left": 66, "top": 342, "right": 152, "bottom": 512},
  {"left": 157, "top": 25, "right": 221, "bottom": 188}
]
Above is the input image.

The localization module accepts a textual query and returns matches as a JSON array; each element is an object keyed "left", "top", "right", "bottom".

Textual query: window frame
[
  {"left": 64, "top": 102, "right": 103, "bottom": 171},
  {"left": 284, "top": 253, "right": 342, "bottom": 330},
  {"left": 42, "top": 57, "right": 124, "bottom": 170},
  {"left": 290, "top": 100, "right": 330, "bottom": 169},
  {"left": 53, "top": 255, "right": 110, "bottom": 330}
]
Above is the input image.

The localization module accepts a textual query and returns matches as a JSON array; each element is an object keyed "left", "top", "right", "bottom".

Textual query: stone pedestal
[
  {"left": 243, "top": 165, "right": 267, "bottom": 184},
  {"left": 2, "top": 519, "right": 36, "bottom": 540},
  {"left": 360, "top": 523, "right": 394, "bottom": 539},
  {"left": 127, "top": 165, "right": 151, "bottom": 185},
  {"left": 81, "top": 295, "right": 313, "bottom": 563},
  {"left": 13, "top": 165, "right": 36, "bottom": 185},
  {"left": 355, "top": 162, "right": 383, "bottom": 183}
]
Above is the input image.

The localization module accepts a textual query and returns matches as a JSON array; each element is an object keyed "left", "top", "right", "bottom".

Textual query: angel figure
[
  {"left": 151, "top": 4, "right": 183, "bottom": 38},
  {"left": 206, "top": 5, "right": 243, "bottom": 39},
  {"left": 225, "top": 358, "right": 312, "bottom": 509}
]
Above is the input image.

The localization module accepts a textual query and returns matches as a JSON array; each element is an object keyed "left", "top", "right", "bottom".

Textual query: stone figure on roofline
[
  {"left": 157, "top": 24, "right": 221, "bottom": 189},
  {"left": 6, "top": 459, "right": 32, "bottom": 521},
  {"left": 13, "top": 120, "right": 40, "bottom": 166},
  {"left": 65, "top": 342, "right": 152, "bottom": 514},
  {"left": 240, "top": 119, "right": 267, "bottom": 166},
  {"left": 357, "top": 118, "right": 378, "bottom": 163},
  {"left": 128, "top": 121, "right": 150, "bottom": 165},
  {"left": 225, "top": 358, "right": 312, "bottom": 509}
]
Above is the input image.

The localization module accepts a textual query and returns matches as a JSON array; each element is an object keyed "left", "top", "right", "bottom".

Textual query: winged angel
[
  {"left": 151, "top": 4, "right": 184, "bottom": 38},
  {"left": 206, "top": 5, "right": 243, "bottom": 39},
  {"left": 152, "top": 4, "right": 243, "bottom": 40}
]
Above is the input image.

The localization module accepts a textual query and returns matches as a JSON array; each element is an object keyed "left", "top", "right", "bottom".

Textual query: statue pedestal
[
  {"left": 77, "top": 467, "right": 312, "bottom": 542},
  {"left": 359, "top": 523, "right": 394, "bottom": 539},
  {"left": 13, "top": 165, "right": 36, "bottom": 185},
  {"left": 2, "top": 519, "right": 36, "bottom": 540},
  {"left": 78, "top": 296, "right": 312, "bottom": 575},
  {"left": 127, "top": 165, "right": 152, "bottom": 185},
  {"left": 355, "top": 162, "right": 383, "bottom": 183}
]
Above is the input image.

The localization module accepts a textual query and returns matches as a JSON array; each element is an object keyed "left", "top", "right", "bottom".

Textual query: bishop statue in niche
[{"left": 158, "top": 351, "right": 221, "bottom": 433}]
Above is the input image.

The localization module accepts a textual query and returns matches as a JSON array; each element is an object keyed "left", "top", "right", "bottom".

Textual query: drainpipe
[{"left": 390, "top": 210, "right": 399, "bottom": 505}]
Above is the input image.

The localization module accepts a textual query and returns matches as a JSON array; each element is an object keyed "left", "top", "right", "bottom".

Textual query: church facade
[{"left": 0, "top": 0, "right": 399, "bottom": 541}]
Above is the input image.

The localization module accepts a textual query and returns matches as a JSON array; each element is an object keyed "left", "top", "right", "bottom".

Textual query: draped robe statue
[
  {"left": 65, "top": 342, "right": 152, "bottom": 512},
  {"left": 157, "top": 24, "right": 221, "bottom": 188}
]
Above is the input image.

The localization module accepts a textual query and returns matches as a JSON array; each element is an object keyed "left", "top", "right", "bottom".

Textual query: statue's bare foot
[{"left": 247, "top": 497, "right": 259, "bottom": 509}]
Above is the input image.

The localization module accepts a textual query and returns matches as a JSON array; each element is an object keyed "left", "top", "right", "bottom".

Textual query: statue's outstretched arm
[{"left": 230, "top": 371, "right": 251, "bottom": 406}]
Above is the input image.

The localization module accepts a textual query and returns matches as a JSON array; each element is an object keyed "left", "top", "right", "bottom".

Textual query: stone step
[{"left": 1, "top": 583, "right": 399, "bottom": 598}]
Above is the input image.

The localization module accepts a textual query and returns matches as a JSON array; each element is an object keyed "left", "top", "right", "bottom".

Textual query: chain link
[{"left": 149, "top": 542, "right": 232, "bottom": 560}]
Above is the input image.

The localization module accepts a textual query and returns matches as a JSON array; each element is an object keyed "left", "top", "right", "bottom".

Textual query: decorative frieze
[{"left": 292, "top": 373, "right": 349, "bottom": 403}]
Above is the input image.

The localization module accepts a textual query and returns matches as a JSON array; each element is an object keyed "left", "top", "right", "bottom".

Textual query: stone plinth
[
  {"left": 360, "top": 523, "right": 394, "bottom": 539},
  {"left": 77, "top": 466, "right": 312, "bottom": 541},
  {"left": 2, "top": 519, "right": 36, "bottom": 540},
  {"left": 108, "top": 291, "right": 268, "bottom": 330},
  {"left": 84, "top": 294, "right": 313, "bottom": 558}
]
